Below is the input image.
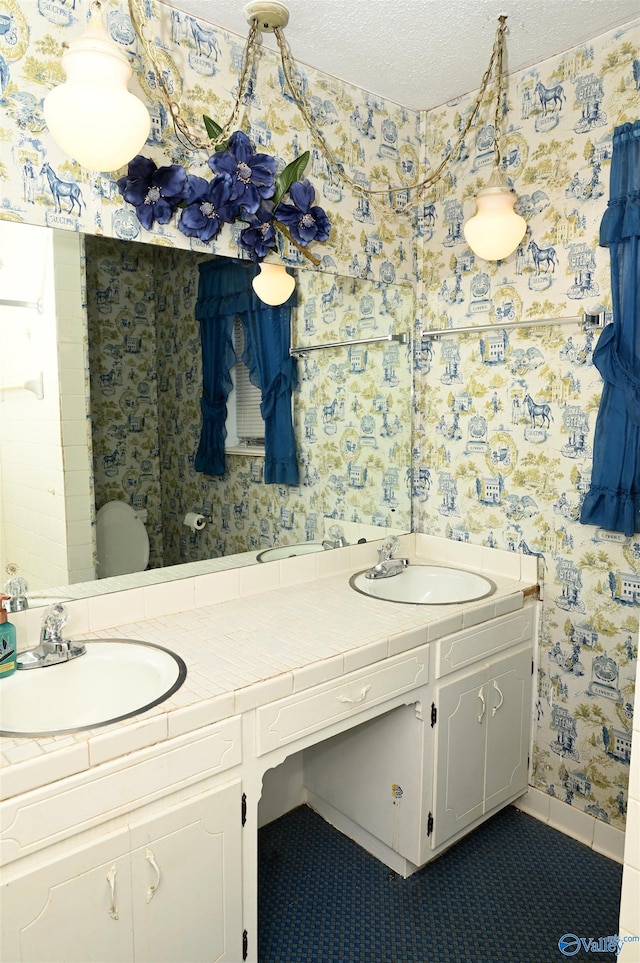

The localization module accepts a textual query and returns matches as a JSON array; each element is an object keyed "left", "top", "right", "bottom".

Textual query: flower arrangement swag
[{"left": 117, "top": 120, "right": 331, "bottom": 266}]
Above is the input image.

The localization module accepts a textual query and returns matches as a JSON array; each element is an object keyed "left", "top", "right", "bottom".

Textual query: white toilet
[{"left": 96, "top": 501, "right": 150, "bottom": 578}]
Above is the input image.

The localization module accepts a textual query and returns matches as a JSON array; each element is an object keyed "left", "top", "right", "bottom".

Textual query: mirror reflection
[{"left": 0, "top": 220, "right": 414, "bottom": 607}]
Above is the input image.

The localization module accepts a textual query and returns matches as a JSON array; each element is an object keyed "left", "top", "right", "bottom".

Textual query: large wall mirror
[{"left": 0, "top": 219, "right": 414, "bottom": 607}]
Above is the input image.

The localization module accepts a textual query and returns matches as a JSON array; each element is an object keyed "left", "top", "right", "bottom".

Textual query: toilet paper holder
[{"left": 183, "top": 512, "right": 211, "bottom": 532}]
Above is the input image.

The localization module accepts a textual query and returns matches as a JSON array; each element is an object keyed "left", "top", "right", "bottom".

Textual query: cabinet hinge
[
  {"left": 430, "top": 703, "right": 437, "bottom": 727},
  {"left": 243, "top": 929, "right": 248, "bottom": 960},
  {"left": 241, "top": 793, "right": 247, "bottom": 827},
  {"left": 427, "top": 811, "right": 433, "bottom": 836}
]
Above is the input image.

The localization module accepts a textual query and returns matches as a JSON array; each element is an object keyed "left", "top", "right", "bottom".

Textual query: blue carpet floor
[{"left": 258, "top": 804, "right": 623, "bottom": 963}]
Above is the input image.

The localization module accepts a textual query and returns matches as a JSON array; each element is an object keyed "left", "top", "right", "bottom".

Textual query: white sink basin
[
  {"left": 0, "top": 640, "right": 186, "bottom": 737},
  {"left": 257, "top": 542, "right": 326, "bottom": 562},
  {"left": 350, "top": 565, "right": 496, "bottom": 604}
]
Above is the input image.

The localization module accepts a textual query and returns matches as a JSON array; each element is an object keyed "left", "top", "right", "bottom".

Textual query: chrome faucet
[
  {"left": 17, "top": 603, "right": 86, "bottom": 670},
  {"left": 364, "top": 536, "right": 410, "bottom": 580},
  {"left": 322, "top": 524, "right": 348, "bottom": 550}
]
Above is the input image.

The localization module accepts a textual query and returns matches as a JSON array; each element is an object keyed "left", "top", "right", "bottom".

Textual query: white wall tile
[{"left": 88, "top": 590, "right": 144, "bottom": 632}]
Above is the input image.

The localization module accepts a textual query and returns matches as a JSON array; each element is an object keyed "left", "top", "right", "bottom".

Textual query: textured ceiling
[{"left": 158, "top": 0, "right": 639, "bottom": 110}]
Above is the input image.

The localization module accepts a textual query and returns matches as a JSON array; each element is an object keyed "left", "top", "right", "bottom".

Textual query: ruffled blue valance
[
  {"left": 599, "top": 120, "right": 640, "bottom": 245},
  {"left": 580, "top": 120, "right": 640, "bottom": 536},
  {"left": 194, "top": 257, "right": 299, "bottom": 484}
]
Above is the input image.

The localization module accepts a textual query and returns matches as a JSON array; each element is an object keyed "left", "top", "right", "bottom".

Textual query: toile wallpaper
[
  {"left": 416, "top": 25, "right": 640, "bottom": 825},
  {"left": 0, "top": 0, "right": 638, "bottom": 826}
]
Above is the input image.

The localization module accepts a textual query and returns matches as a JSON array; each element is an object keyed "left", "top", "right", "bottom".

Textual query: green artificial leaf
[
  {"left": 203, "top": 115, "right": 228, "bottom": 151},
  {"left": 273, "top": 151, "right": 310, "bottom": 207}
]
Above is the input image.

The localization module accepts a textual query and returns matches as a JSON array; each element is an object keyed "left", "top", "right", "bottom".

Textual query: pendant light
[
  {"left": 463, "top": 16, "right": 526, "bottom": 261},
  {"left": 252, "top": 263, "right": 296, "bottom": 305},
  {"left": 463, "top": 167, "right": 526, "bottom": 261},
  {"left": 43, "top": 1, "right": 151, "bottom": 172}
]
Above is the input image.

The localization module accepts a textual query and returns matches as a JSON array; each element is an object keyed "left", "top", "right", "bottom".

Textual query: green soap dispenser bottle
[{"left": 0, "top": 593, "right": 17, "bottom": 678}]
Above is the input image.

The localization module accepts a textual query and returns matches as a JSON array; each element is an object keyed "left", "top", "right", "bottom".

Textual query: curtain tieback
[{"left": 200, "top": 397, "right": 227, "bottom": 422}]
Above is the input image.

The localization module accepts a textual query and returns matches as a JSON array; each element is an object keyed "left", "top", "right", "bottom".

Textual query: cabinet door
[
  {"left": 0, "top": 831, "right": 133, "bottom": 963},
  {"left": 484, "top": 644, "right": 531, "bottom": 812},
  {"left": 431, "top": 663, "right": 487, "bottom": 848},
  {"left": 130, "top": 778, "right": 243, "bottom": 963}
]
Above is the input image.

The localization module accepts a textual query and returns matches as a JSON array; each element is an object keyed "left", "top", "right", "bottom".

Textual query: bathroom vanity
[{"left": 0, "top": 537, "right": 538, "bottom": 962}]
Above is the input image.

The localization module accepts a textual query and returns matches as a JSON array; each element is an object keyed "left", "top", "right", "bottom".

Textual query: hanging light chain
[
  {"left": 272, "top": 15, "right": 508, "bottom": 212},
  {"left": 125, "top": 0, "right": 507, "bottom": 211},
  {"left": 127, "top": 0, "right": 259, "bottom": 151},
  {"left": 492, "top": 15, "right": 507, "bottom": 167}
]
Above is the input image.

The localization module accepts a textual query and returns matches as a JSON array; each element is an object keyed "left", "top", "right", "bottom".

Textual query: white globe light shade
[
  {"left": 252, "top": 262, "right": 296, "bottom": 305},
  {"left": 43, "top": 16, "right": 151, "bottom": 172},
  {"left": 463, "top": 168, "right": 527, "bottom": 261}
]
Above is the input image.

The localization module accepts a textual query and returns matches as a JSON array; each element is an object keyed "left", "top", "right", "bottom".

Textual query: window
[{"left": 225, "top": 316, "right": 265, "bottom": 454}]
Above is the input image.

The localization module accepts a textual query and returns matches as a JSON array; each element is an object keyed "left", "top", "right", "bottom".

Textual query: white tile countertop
[{"left": 0, "top": 535, "right": 539, "bottom": 800}]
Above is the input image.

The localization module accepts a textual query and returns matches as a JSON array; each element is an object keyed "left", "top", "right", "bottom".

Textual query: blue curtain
[
  {"left": 580, "top": 120, "right": 640, "bottom": 537},
  {"left": 194, "top": 257, "right": 299, "bottom": 484}
]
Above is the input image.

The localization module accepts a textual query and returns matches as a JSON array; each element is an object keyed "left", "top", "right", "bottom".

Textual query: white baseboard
[{"left": 512, "top": 786, "right": 625, "bottom": 864}]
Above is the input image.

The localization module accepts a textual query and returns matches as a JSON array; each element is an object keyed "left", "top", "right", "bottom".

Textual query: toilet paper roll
[{"left": 184, "top": 512, "right": 206, "bottom": 532}]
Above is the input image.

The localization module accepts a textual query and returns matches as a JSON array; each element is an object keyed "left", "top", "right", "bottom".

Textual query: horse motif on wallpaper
[
  {"left": 535, "top": 81, "right": 565, "bottom": 115},
  {"left": 528, "top": 240, "right": 558, "bottom": 275},
  {"left": 523, "top": 394, "right": 553, "bottom": 429},
  {"left": 40, "top": 162, "right": 83, "bottom": 215}
]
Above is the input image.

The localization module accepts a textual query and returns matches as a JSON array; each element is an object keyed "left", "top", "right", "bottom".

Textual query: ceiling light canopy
[
  {"left": 43, "top": 1, "right": 150, "bottom": 171},
  {"left": 243, "top": 1, "right": 290, "bottom": 33}
]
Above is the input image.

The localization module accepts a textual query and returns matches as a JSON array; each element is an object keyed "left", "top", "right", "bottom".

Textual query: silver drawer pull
[
  {"left": 477, "top": 685, "right": 486, "bottom": 723},
  {"left": 492, "top": 680, "right": 504, "bottom": 715},
  {"left": 106, "top": 865, "right": 119, "bottom": 920},
  {"left": 336, "top": 684, "right": 371, "bottom": 705},
  {"left": 145, "top": 848, "right": 161, "bottom": 903}
]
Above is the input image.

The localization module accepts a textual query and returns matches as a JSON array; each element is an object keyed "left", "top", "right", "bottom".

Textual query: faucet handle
[
  {"left": 41, "top": 603, "right": 68, "bottom": 643},
  {"left": 378, "top": 535, "right": 399, "bottom": 562},
  {"left": 328, "top": 524, "right": 347, "bottom": 547},
  {"left": 3, "top": 574, "right": 29, "bottom": 611}
]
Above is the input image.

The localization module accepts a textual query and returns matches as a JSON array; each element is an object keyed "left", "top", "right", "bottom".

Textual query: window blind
[{"left": 234, "top": 316, "right": 264, "bottom": 444}]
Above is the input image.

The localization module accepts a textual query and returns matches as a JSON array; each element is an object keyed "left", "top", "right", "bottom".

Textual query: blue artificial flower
[
  {"left": 239, "top": 201, "right": 277, "bottom": 261},
  {"left": 275, "top": 179, "right": 330, "bottom": 246},
  {"left": 177, "top": 173, "right": 238, "bottom": 242},
  {"left": 117, "top": 155, "right": 187, "bottom": 231},
  {"left": 207, "top": 131, "right": 277, "bottom": 214}
]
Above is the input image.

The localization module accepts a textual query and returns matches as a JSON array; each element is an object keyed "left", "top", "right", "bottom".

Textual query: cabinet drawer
[
  {"left": 255, "top": 648, "right": 429, "bottom": 756},
  {"left": 434, "top": 607, "right": 534, "bottom": 679},
  {"left": 0, "top": 715, "right": 242, "bottom": 866}
]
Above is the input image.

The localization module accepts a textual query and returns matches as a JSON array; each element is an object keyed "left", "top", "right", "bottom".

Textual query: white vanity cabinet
[
  {"left": 1, "top": 778, "right": 242, "bottom": 963},
  {"left": 0, "top": 583, "right": 538, "bottom": 963},
  {"left": 0, "top": 718, "right": 244, "bottom": 963}
]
